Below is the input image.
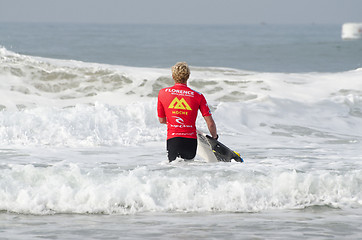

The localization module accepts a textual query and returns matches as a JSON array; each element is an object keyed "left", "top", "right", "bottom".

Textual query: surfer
[{"left": 157, "top": 62, "right": 218, "bottom": 162}]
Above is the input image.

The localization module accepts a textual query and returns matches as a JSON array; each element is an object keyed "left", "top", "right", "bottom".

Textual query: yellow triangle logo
[{"left": 168, "top": 97, "right": 192, "bottom": 110}]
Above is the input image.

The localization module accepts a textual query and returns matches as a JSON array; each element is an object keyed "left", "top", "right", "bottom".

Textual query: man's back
[{"left": 157, "top": 83, "right": 211, "bottom": 139}]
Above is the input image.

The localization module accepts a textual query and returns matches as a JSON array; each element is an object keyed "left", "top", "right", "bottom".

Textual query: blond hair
[{"left": 172, "top": 62, "right": 190, "bottom": 83}]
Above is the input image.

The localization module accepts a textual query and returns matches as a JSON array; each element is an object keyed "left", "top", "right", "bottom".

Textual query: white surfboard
[
  {"left": 196, "top": 130, "right": 218, "bottom": 162},
  {"left": 196, "top": 130, "right": 243, "bottom": 163}
]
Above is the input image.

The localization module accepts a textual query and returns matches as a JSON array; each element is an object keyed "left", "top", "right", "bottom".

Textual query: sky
[{"left": 1, "top": 0, "right": 362, "bottom": 25}]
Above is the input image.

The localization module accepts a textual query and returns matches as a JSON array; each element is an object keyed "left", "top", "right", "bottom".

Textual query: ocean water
[{"left": 0, "top": 23, "right": 362, "bottom": 239}]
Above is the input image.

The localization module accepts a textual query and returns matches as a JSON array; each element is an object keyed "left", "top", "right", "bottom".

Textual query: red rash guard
[{"left": 157, "top": 83, "right": 212, "bottom": 139}]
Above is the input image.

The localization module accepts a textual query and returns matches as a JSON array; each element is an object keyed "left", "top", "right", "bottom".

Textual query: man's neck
[{"left": 175, "top": 83, "right": 187, "bottom": 86}]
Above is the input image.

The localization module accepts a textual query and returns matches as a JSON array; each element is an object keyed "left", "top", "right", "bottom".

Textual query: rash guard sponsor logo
[
  {"left": 165, "top": 89, "right": 194, "bottom": 96},
  {"left": 171, "top": 116, "right": 193, "bottom": 128},
  {"left": 168, "top": 97, "right": 192, "bottom": 110},
  {"left": 170, "top": 124, "right": 193, "bottom": 128},
  {"left": 173, "top": 116, "right": 184, "bottom": 124},
  {"left": 172, "top": 111, "right": 188, "bottom": 115},
  {"left": 171, "top": 132, "right": 195, "bottom": 136}
]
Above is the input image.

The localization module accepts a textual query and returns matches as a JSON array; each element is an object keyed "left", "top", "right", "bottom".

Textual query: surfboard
[{"left": 196, "top": 130, "right": 243, "bottom": 163}]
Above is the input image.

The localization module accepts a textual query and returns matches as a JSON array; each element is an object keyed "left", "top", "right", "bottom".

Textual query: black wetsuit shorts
[{"left": 167, "top": 137, "right": 197, "bottom": 162}]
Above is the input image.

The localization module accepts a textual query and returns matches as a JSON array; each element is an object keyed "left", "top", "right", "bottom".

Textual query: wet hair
[{"left": 172, "top": 62, "right": 190, "bottom": 83}]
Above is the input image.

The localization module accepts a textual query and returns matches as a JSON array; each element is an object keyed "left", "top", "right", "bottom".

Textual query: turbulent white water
[{"left": 0, "top": 47, "right": 362, "bottom": 216}]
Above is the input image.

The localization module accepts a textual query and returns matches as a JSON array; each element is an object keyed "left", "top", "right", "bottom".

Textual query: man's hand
[{"left": 159, "top": 117, "right": 167, "bottom": 124}]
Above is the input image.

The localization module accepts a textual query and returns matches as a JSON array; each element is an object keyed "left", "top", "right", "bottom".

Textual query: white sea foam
[
  {"left": 1, "top": 47, "right": 362, "bottom": 147},
  {"left": 1, "top": 47, "right": 362, "bottom": 215},
  {"left": 2, "top": 46, "right": 362, "bottom": 108},
  {"left": 1, "top": 161, "right": 361, "bottom": 215}
]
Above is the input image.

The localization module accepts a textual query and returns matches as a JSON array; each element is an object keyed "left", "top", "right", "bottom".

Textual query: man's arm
[
  {"left": 204, "top": 115, "right": 218, "bottom": 139},
  {"left": 159, "top": 117, "right": 167, "bottom": 124}
]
